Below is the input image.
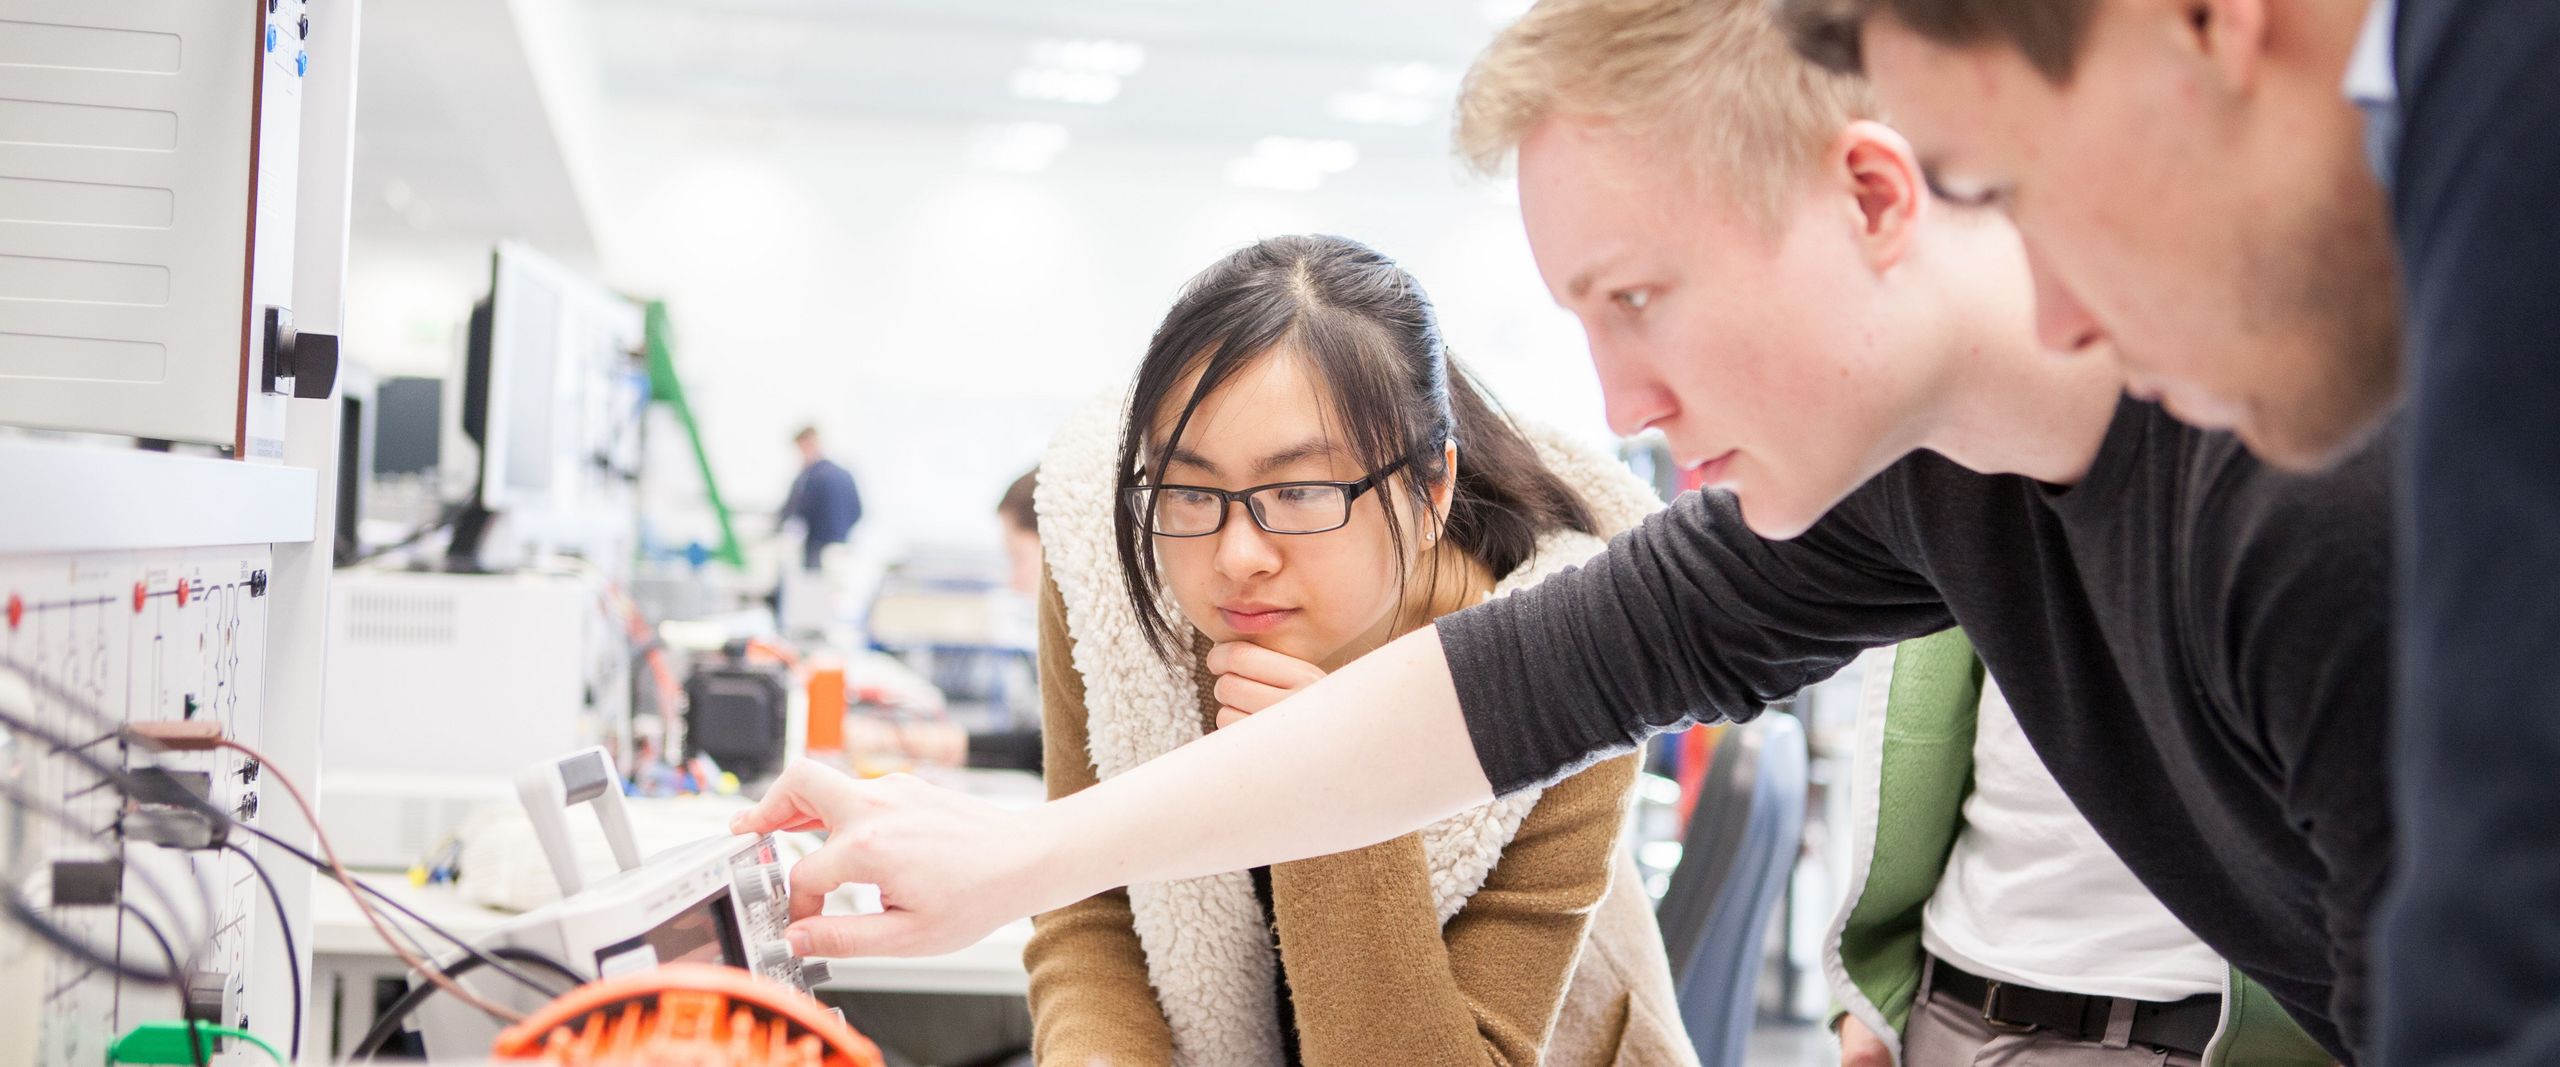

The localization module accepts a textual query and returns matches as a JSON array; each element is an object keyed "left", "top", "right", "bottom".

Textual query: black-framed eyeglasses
[{"left": 1125, "top": 455, "right": 1415, "bottom": 538}]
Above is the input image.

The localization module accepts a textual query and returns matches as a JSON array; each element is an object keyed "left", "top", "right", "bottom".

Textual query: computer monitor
[
  {"left": 336, "top": 388, "right": 367, "bottom": 566},
  {"left": 489, "top": 256, "right": 569, "bottom": 511},
  {"left": 372, "top": 376, "right": 443, "bottom": 477},
  {"left": 445, "top": 244, "right": 644, "bottom": 571},
  {"left": 447, "top": 247, "right": 571, "bottom": 567}
]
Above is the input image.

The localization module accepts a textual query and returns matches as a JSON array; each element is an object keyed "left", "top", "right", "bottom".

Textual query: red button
[
  {"left": 175, "top": 578, "right": 190, "bottom": 607},
  {"left": 133, "top": 582, "right": 146, "bottom": 613},
  {"left": 5, "top": 594, "right": 21, "bottom": 631}
]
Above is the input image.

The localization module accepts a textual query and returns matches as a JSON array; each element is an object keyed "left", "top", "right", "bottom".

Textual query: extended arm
[{"left": 738, "top": 490, "right": 1942, "bottom": 956}]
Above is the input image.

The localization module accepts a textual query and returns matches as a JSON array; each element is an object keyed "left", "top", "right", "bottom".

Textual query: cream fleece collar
[{"left": 1036, "top": 391, "right": 1663, "bottom": 1066}]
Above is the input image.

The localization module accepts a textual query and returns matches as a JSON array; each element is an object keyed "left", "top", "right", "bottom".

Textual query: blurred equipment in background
[
  {"left": 804, "top": 661, "right": 850, "bottom": 755},
  {"left": 326, "top": 244, "right": 664, "bottom": 874},
  {"left": 446, "top": 243, "right": 650, "bottom": 574},
  {"left": 374, "top": 375, "right": 447, "bottom": 479},
  {"left": 337, "top": 365, "right": 378, "bottom": 566},
  {"left": 863, "top": 549, "right": 1041, "bottom": 773},
  {"left": 684, "top": 645, "right": 795, "bottom": 784},
  {"left": 1656, "top": 713, "right": 1810, "bottom": 1067},
  {"left": 356, "top": 374, "right": 449, "bottom": 558},
  {"left": 322, "top": 567, "right": 639, "bottom": 868},
  {"left": 641, "top": 301, "right": 747, "bottom": 572}
]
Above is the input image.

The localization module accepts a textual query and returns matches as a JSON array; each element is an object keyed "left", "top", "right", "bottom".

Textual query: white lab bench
[{"left": 303, "top": 770, "right": 1043, "bottom": 1060}]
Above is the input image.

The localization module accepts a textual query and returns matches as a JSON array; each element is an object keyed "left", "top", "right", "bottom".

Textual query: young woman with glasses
[{"left": 1016, "top": 234, "right": 1698, "bottom": 1066}]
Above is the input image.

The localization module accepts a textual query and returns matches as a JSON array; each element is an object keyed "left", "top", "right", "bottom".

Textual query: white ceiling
[
  {"left": 349, "top": 0, "right": 1524, "bottom": 263},
  {"left": 351, "top": 0, "right": 606, "bottom": 263},
  {"left": 585, "top": 0, "right": 1512, "bottom": 155}
]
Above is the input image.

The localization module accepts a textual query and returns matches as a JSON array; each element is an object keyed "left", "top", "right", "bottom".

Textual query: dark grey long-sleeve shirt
[{"left": 1438, "top": 399, "right": 2392, "bottom": 1062}]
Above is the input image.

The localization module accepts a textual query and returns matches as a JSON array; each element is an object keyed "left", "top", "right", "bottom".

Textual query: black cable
[
  {"left": 227, "top": 820, "right": 552, "bottom": 995},
  {"left": 0, "top": 674, "right": 563, "bottom": 1002},
  {"left": 248, "top": 823, "right": 442, "bottom": 968},
  {"left": 347, "top": 501, "right": 470, "bottom": 565},
  {"left": 0, "top": 703, "right": 168, "bottom": 805},
  {"left": 0, "top": 778, "right": 202, "bottom": 968},
  {"left": 2, "top": 661, "right": 582, "bottom": 1021},
  {"left": 0, "top": 661, "right": 237, "bottom": 835},
  {"left": 226, "top": 820, "right": 569, "bottom": 999},
  {"left": 0, "top": 895, "right": 176, "bottom": 983},
  {"left": 350, "top": 947, "right": 584, "bottom": 1060},
  {"left": 0, "top": 659, "right": 244, "bottom": 851},
  {"left": 119, "top": 901, "right": 205, "bottom": 1067},
  {"left": 223, "top": 842, "right": 302, "bottom": 1063},
  {"left": 1, "top": 675, "right": 505, "bottom": 1001}
]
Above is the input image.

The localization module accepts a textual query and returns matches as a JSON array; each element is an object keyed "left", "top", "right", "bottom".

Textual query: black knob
[
  {"left": 290, "top": 331, "right": 338, "bottom": 400},
  {"left": 261, "top": 306, "right": 340, "bottom": 400}
]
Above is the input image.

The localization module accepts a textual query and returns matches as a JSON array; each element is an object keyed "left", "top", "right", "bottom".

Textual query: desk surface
[
  {"left": 310, "top": 871, "right": 1035, "bottom": 997},
  {"left": 306, "top": 767, "right": 1047, "bottom": 999}
]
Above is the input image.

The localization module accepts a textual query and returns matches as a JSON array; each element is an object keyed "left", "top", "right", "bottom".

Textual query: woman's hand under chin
[{"left": 1206, "top": 641, "right": 1328, "bottom": 729}]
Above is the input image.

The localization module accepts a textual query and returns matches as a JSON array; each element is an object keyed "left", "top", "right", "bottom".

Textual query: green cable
[{"left": 110, "top": 1021, "right": 286, "bottom": 1066}]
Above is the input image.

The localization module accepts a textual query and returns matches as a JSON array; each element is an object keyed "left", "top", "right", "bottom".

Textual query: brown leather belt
[{"left": 1928, "top": 957, "right": 2222, "bottom": 1055}]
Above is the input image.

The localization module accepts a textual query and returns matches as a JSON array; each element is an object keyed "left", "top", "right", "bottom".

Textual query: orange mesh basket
[{"left": 491, "top": 963, "right": 885, "bottom": 1067}]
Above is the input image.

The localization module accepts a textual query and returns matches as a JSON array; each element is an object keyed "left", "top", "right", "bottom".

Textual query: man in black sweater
[
  {"left": 1443, "top": 408, "right": 2390, "bottom": 1059},
  {"left": 728, "top": 2, "right": 2392, "bottom": 1060}
]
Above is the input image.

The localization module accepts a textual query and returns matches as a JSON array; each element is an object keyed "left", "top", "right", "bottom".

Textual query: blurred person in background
[
  {"left": 998, "top": 469, "right": 1041, "bottom": 598},
  {"left": 779, "top": 425, "right": 863, "bottom": 571}
]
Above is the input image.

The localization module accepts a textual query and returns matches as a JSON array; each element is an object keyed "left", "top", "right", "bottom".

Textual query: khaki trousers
[{"left": 1902, "top": 979, "right": 2206, "bottom": 1067}]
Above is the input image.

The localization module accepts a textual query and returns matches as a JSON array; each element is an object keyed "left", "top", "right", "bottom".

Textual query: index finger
[
  {"left": 1204, "top": 641, "right": 1248, "bottom": 676},
  {"left": 731, "top": 760, "right": 856, "bottom": 835},
  {"left": 1206, "top": 641, "right": 1324, "bottom": 688}
]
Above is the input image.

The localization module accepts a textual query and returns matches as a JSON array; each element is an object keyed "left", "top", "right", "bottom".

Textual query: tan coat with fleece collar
[{"left": 1024, "top": 396, "right": 1699, "bottom": 1067}]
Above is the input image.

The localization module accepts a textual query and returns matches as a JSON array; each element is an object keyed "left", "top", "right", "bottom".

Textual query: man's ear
[
  {"left": 1833, "top": 119, "right": 1926, "bottom": 272},
  {"left": 2181, "top": 0, "right": 2270, "bottom": 94}
]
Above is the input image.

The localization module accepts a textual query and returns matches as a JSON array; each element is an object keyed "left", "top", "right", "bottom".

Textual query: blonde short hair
[{"left": 1455, "top": 0, "right": 1879, "bottom": 224}]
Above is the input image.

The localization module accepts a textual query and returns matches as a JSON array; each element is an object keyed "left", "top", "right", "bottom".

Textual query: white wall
[
  {"left": 343, "top": 233, "right": 490, "bottom": 381},
  {"left": 583, "top": 105, "right": 1610, "bottom": 555}
]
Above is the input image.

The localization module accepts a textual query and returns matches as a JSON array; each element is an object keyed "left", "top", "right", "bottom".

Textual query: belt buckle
[{"left": 1980, "top": 981, "right": 2038, "bottom": 1035}]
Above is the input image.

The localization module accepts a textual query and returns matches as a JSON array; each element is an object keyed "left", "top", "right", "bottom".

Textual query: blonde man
[{"left": 732, "top": 3, "right": 2389, "bottom": 1064}]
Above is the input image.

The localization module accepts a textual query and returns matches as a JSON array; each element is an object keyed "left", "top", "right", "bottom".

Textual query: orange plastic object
[
  {"left": 490, "top": 964, "right": 884, "bottom": 1067},
  {"left": 805, "top": 665, "right": 847, "bottom": 753},
  {"left": 1675, "top": 724, "right": 1725, "bottom": 834}
]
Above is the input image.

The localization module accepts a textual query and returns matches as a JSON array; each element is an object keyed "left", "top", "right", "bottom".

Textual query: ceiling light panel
[
  {"left": 1010, "top": 38, "right": 1145, "bottom": 106},
  {"left": 1328, "top": 62, "right": 1455, "bottom": 127},
  {"left": 970, "top": 121, "right": 1072, "bottom": 173},
  {"left": 1226, "top": 136, "right": 1359, "bottom": 191}
]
